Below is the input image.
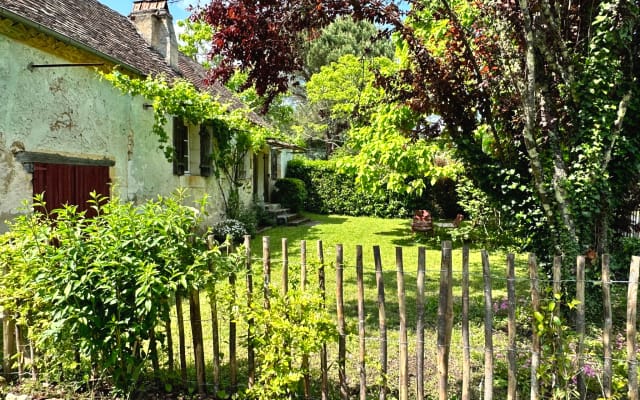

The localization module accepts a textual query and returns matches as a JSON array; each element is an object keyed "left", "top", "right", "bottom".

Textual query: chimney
[{"left": 129, "top": 0, "right": 179, "bottom": 69}]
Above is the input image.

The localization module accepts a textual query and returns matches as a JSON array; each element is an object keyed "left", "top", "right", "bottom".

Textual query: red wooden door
[{"left": 32, "top": 163, "right": 110, "bottom": 216}]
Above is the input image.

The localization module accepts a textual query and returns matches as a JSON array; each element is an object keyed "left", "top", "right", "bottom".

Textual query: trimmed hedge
[
  {"left": 273, "top": 177, "right": 308, "bottom": 212},
  {"left": 286, "top": 158, "right": 462, "bottom": 218}
]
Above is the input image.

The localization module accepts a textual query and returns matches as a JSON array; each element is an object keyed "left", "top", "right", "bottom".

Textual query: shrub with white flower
[{"left": 211, "top": 219, "right": 248, "bottom": 244}]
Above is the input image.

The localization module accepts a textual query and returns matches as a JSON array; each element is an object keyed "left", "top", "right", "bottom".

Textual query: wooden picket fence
[{"left": 3, "top": 236, "right": 640, "bottom": 399}]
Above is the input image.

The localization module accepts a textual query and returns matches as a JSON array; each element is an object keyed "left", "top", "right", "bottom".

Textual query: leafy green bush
[
  {"left": 273, "top": 177, "right": 308, "bottom": 212},
  {"left": 0, "top": 190, "right": 241, "bottom": 395},
  {"left": 250, "top": 200, "right": 277, "bottom": 228},
  {"left": 226, "top": 258, "right": 336, "bottom": 400},
  {"left": 237, "top": 287, "right": 337, "bottom": 400},
  {"left": 619, "top": 237, "right": 640, "bottom": 262},
  {"left": 235, "top": 205, "right": 258, "bottom": 236},
  {"left": 286, "top": 158, "right": 461, "bottom": 218},
  {"left": 607, "top": 236, "right": 640, "bottom": 281},
  {"left": 455, "top": 176, "right": 533, "bottom": 250}
]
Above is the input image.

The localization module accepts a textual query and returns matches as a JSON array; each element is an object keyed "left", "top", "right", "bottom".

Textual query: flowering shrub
[
  {"left": 493, "top": 298, "right": 509, "bottom": 313},
  {"left": 211, "top": 219, "right": 248, "bottom": 244}
]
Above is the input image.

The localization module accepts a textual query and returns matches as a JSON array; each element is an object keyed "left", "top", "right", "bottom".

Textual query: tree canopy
[
  {"left": 293, "top": 17, "right": 397, "bottom": 156},
  {"left": 303, "top": 16, "right": 394, "bottom": 79},
  {"left": 196, "top": 0, "right": 640, "bottom": 260},
  {"left": 196, "top": 0, "right": 399, "bottom": 106}
]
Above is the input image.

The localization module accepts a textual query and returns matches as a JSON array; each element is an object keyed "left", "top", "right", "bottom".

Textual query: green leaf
[
  {"left": 534, "top": 311, "right": 544, "bottom": 322},
  {"left": 63, "top": 282, "right": 73, "bottom": 298},
  {"left": 568, "top": 299, "right": 581, "bottom": 309}
]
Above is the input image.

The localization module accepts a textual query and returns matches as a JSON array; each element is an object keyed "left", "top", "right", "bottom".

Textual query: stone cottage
[{"left": 0, "top": 0, "right": 295, "bottom": 231}]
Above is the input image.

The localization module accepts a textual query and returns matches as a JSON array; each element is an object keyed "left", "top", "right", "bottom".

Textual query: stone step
[
  {"left": 263, "top": 203, "right": 282, "bottom": 211},
  {"left": 266, "top": 207, "right": 290, "bottom": 215},
  {"left": 287, "top": 216, "right": 310, "bottom": 226},
  {"left": 276, "top": 212, "right": 298, "bottom": 225}
]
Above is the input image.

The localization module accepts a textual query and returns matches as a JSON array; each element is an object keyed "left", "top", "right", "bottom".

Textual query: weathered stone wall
[
  {"left": 0, "top": 31, "right": 247, "bottom": 231},
  {"left": 0, "top": 134, "right": 32, "bottom": 231},
  {"left": 279, "top": 149, "right": 296, "bottom": 178},
  {"left": 0, "top": 34, "right": 140, "bottom": 231}
]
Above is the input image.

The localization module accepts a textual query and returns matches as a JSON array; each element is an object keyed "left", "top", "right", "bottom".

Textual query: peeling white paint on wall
[
  {"left": 0, "top": 133, "right": 32, "bottom": 232},
  {"left": 0, "top": 35, "right": 253, "bottom": 232}
]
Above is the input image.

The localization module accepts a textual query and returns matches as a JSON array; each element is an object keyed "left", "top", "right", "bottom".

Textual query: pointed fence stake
[
  {"left": 481, "top": 250, "right": 494, "bottom": 400},
  {"left": 506, "top": 253, "right": 516, "bottom": 400},
  {"left": 396, "top": 247, "right": 408, "bottom": 400},
  {"left": 627, "top": 256, "right": 640, "bottom": 400},
  {"left": 374, "top": 245, "right": 388, "bottom": 400},
  {"left": 437, "top": 241, "right": 453, "bottom": 400},
  {"left": 529, "top": 254, "right": 540, "bottom": 400},
  {"left": 602, "top": 254, "right": 612, "bottom": 399}
]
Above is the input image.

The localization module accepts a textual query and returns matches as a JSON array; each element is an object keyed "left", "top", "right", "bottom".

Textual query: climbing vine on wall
[{"left": 101, "top": 70, "right": 269, "bottom": 159}]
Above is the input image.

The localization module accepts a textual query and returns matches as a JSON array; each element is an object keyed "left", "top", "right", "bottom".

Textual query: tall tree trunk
[
  {"left": 518, "top": 0, "right": 579, "bottom": 255},
  {"left": 518, "top": 0, "right": 559, "bottom": 251}
]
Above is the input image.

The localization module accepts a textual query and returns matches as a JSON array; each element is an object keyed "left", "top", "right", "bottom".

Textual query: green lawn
[
  {"left": 250, "top": 212, "right": 529, "bottom": 311},
  {"left": 242, "top": 213, "right": 531, "bottom": 398},
  {"left": 170, "top": 213, "right": 622, "bottom": 399}
]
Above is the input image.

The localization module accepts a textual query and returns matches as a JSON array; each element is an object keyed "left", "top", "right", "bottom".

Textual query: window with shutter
[
  {"left": 173, "top": 117, "right": 188, "bottom": 175},
  {"left": 271, "top": 149, "right": 279, "bottom": 178},
  {"left": 199, "top": 123, "right": 213, "bottom": 177}
]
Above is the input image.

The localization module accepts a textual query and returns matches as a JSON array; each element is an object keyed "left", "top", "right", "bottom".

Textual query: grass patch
[
  {"left": 242, "top": 213, "right": 531, "bottom": 398},
  {"left": 141, "top": 214, "right": 623, "bottom": 399},
  {"left": 163, "top": 213, "right": 537, "bottom": 398},
  {"left": 251, "top": 212, "right": 529, "bottom": 320},
  {"left": 162, "top": 213, "right": 629, "bottom": 399}
]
